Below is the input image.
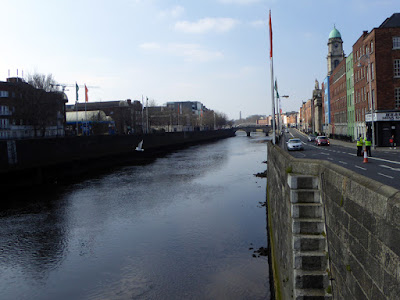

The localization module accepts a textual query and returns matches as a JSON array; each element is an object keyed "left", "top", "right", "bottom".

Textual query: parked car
[
  {"left": 287, "top": 138, "right": 304, "bottom": 151},
  {"left": 308, "top": 134, "right": 317, "bottom": 142},
  {"left": 315, "top": 136, "right": 330, "bottom": 146}
]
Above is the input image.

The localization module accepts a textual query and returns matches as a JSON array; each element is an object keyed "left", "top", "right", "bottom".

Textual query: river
[{"left": 0, "top": 133, "right": 271, "bottom": 300}]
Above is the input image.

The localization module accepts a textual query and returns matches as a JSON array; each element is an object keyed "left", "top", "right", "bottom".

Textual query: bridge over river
[{"left": 234, "top": 123, "right": 271, "bottom": 136}]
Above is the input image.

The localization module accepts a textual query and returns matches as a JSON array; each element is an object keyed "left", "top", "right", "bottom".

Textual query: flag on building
[{"left": 85, "top": 85, "right": 88, "bottom": 102}]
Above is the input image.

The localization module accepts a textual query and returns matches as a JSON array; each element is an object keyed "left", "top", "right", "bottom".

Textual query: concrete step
[
  {"left": 293, "top": 234, "right": 326, "bottom": 252},
  {"left": 290, "top": 189, "right": 321, "bottom": 204},
  {"left": 294, "top": 288, "right": 332, "bottom": 300},
  {"left": 292, "top": 203, "right": 323, "bottom": 219},
  {"left": 288, "top": 174, "right": 319, "bottom": 190},
  {"left": 294, "top": 251, "right": 328, "bottom": 271},
  {"left": 294, "top": 270, "right": 329, "bottom": 289},
  {"left": 292, "top": 218, "right": 325, "bottom": 235}
]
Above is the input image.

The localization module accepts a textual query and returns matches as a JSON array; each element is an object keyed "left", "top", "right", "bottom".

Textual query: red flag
[
  {"left": 269, "top": 10, "right": 273, "bottom": 59},
  {"left": 85, "top": 85, "right": 88, "bottom": 102}
]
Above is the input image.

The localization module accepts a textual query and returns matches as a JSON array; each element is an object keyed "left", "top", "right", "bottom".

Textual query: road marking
[
  {"left": 348, "top": 153, "right": 357, "bottom": 156},
  {"left": 378, "top": 173, "right": 394, "bottom": 179},
  {"left": 327, "top": 158, "right": 333, "bottom": 161},
  {"left": 338, "top": 161, "right": 347, "bottom": 165},
  {"left": 355, "top": 165, "right": 367, "bottom": 170},
  {"left": 369, "top": 156, "right": 400, "bottom": 165},
  {"left": 380, "top": 165, "right": 400, "bottom": 171}
]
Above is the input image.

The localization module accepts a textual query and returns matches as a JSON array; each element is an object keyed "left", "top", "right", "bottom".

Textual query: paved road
[{"left": 284, "top": 128, "right": 400, "bottom": 190}]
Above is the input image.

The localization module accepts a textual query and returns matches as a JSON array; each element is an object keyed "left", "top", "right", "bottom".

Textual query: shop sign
[{"left": 366, "top": 112, "right": 400, "bottom": 122}]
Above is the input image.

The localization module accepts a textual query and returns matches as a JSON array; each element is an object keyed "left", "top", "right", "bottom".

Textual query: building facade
[
  {"left": 354, "top": 13, "right": 400, "bottom": 146},
  {"left": 346, "top": 53, "right": 355, "bottom": 140},
  {"left": 0, "top": 77, "right": 67, "bottom": 139},
  {"left": 330, "top": 59, "right": 347, "bottom": 136}
]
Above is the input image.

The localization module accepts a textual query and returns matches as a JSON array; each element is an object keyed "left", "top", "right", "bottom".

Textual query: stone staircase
[{"left": 288, "top": 174, "right": 332, "bottom": 300}]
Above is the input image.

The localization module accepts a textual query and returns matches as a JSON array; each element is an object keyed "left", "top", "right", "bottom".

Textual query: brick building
[
  {"left": 329, "top": 59, "right": 347, "bottom": 136},
  {"left": 0, "top": 77, "right": 67, "bottom": 139},
  {"left": 353, "top": 13, "right": 400, "bottom": 146}
]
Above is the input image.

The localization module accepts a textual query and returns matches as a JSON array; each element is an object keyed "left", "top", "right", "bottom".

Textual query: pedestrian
[
  {"left": 356, "top": 134, "right": 363, "bottom": 156},
  {"left": 365, "top": 135, "right": 372, "bottom": 157},
  {"left": 389, "top": 135, "right": 396, "bottom": 149}
]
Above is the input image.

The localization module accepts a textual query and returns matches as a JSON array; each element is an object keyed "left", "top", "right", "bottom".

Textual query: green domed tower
[{"left": 327, "top": 25, "right": 345, "bottom": 75}]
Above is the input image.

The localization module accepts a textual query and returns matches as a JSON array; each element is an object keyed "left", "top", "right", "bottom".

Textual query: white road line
[
  {"left": 380, "top": 165, "right": 400, "bottom": 171},
  {"left": 338, "top": 161, "right": 347, "bottom": 165},
  {"left": 369, "top": 156, "right": 400, "bottom": 165},
  {"left": 327, "top": 158, "right": 333, "bottom": 161},
  {"left": 348, "top": 153, "right": 357, "bottom": 156},
  {"left": 355, "top": 165, "right": 367, "bottom": 170},
  {"left": 378, "top": 173, "right": 394, "bottom": 179}
]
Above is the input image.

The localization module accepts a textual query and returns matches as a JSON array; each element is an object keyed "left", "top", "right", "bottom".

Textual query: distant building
[
  {"left": 0, "top": 77, "right": 67, "bottom": 139},
  {"left": 66, "top": 99, "right": 142, "bottom": 135}
]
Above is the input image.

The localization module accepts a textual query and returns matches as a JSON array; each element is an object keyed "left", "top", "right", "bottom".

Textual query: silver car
[{"left": 287, "top": 138, "right": 304, "bottom": 151}]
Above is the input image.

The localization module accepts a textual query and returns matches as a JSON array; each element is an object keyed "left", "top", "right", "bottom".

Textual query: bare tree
[{"left": 25, "top": 73, "right": 59, "bottom": 92}]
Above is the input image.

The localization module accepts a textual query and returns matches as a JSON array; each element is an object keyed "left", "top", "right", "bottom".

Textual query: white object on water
[{"left": 135, "top": 140, "right": 144, "bottom": 152}]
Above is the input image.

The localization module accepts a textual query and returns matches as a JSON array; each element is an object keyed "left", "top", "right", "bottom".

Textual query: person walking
[
  {"left": 390, "top": 135, "right": 396, "bottom": 149},
  {"left": 365, "top": 135, "right": 372, "bottom": 157},
  {"left": 356, "top": 134, "right": 364, "bottom": 156}
]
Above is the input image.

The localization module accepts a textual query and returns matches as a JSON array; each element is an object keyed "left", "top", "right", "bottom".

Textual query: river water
[{"left": 0, "top": 133, "right": 271, "bottom": 300}]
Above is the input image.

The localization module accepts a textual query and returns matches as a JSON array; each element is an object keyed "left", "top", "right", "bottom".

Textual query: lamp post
[
  {"left": 359, "top": 53, "right": 375, "bottom": 149},
  {"left": 281, "top": 95, "right": 289, "bottom": 130}
]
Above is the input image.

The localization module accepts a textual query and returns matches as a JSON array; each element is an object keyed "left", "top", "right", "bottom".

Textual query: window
[
  {"left": 371, "top": 62, "right": 374, "bottom": 80},
  {"left": 0, "top": 91, "right": 9, "bottom": 98},
  {"left": 370, "top": 41, "right": 374, "bottom": 53},
  {"left": 395, "top": 88, "right": 400, "bottom": 108},
  {"left": 395, "top": 59, "right": 400, "bottom": 78},
  {"left": 393, "top": 37, "right": 400, "bottom": 49}
]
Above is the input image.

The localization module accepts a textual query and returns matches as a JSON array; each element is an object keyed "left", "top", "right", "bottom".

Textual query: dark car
[{"left": 315, "top": 136, "right": 330, "bottom": 146}]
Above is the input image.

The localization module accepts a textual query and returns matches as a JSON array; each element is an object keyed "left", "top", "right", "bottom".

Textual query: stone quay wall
[{"left": 267, "top": 142, "right": 400, "bottom": 299}]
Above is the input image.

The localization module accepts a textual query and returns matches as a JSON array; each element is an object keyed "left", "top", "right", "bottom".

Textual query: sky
[{"left": 1, "top": 0, "right": 399, "bottom": 120}]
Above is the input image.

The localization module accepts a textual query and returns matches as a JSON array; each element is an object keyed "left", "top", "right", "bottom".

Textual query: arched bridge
[{"left": 234, "top": 124, "right": 271, "bottom": 136}]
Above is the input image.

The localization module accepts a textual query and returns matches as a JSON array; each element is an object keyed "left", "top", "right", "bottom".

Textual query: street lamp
[
  {"left": 358, "top": 53, "right": 375, "bottom": 149},
  {"left": 281, "top": 95, "right": 289, "bottom": 130}
]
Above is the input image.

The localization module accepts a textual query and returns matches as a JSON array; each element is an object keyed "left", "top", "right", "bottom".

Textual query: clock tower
[{"left": 327, "top": 26, "right": 345, "bottom": 76}]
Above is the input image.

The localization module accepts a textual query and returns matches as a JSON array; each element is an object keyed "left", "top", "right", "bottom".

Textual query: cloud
[
  {"left": 139, "top": 42, "right": 223, "bottom": 62},
  {"left": 175, "top": 18, "right": 239, "bottom": 34},
  {"left": 250, "top": 20, "right": 265, "bottom": 27},
  {"left": 167, "top": 43, "right": 223, "bottom": 62},
  {"left": 139, "top": 42, "right": 161, "bottom": 50},
  {"left": 158, "top": 5, "right": 185, "bottom": 18}
]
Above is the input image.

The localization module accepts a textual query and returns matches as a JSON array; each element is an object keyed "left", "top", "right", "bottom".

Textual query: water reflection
[{"left": 0, "top": 136, "right": 270, "bottom": 300}]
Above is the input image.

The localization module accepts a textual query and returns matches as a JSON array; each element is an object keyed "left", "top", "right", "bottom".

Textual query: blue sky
[{"left": 1, "top": 0, "right": 398, "bottom": 119}]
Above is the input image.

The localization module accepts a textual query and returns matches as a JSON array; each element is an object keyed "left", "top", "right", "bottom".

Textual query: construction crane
[{"left": 50, "top": 83, "right": 99, "bottom": 93}]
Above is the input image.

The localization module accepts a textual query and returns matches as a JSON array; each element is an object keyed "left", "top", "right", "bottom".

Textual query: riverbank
[{"left": 0, "top": 129, "right": 235, "bottom": 189}]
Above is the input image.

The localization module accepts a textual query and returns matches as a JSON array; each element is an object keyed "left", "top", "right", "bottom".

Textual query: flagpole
[
  {"left": 75, "top": 82, "right": 79, "bottom": 136},
  {"left": 269, "top": 10, "right": 276, "bottom": 144},
  {"left": 84, "top": 84, "right": 88, "bottom": 135},
  {"left": 141, "top": 95, "right": 144, "bottom": 133},
  {"left": 275, "top": 77, "right": 281, "bottom": 134}
]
